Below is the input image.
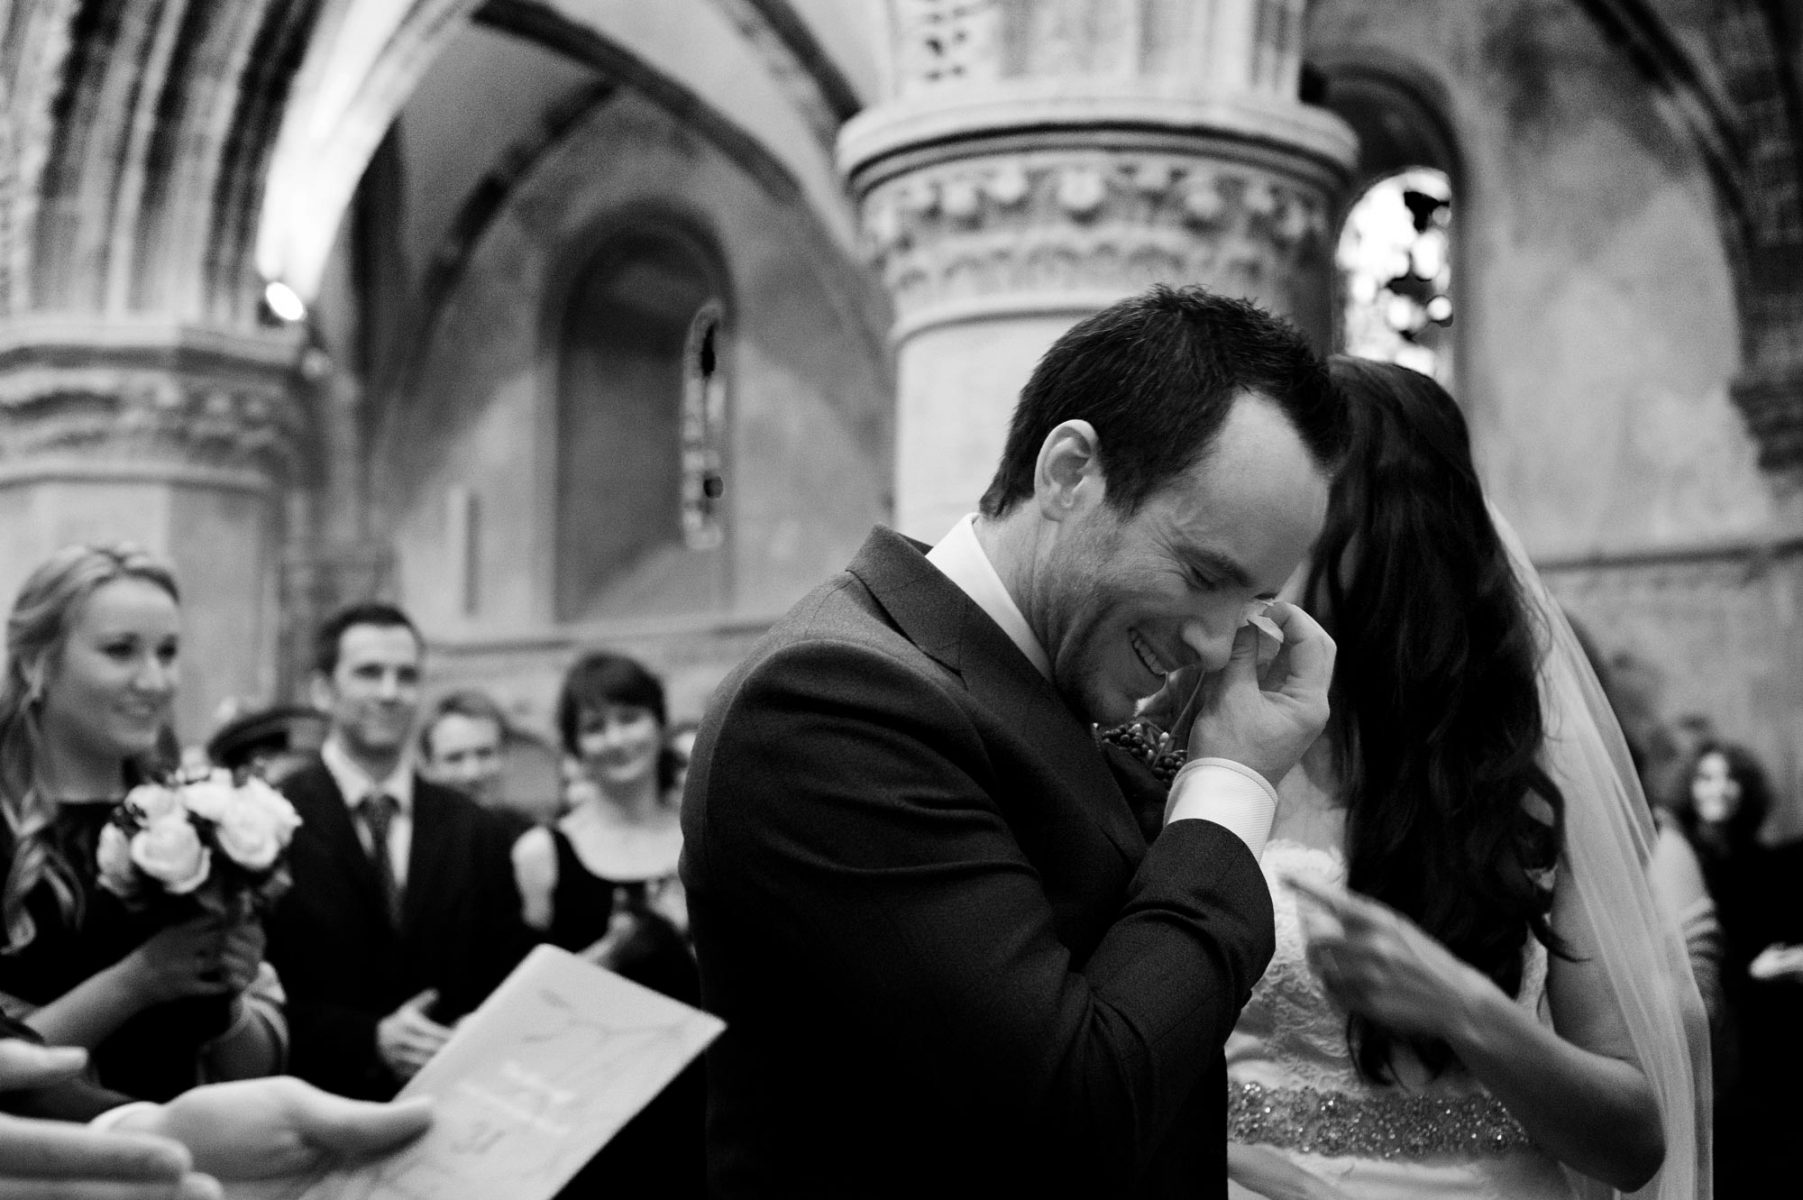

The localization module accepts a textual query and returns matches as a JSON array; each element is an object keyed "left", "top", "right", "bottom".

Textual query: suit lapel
[{"left": 847, "top": 527, "right": 1143, "bottom": 869}]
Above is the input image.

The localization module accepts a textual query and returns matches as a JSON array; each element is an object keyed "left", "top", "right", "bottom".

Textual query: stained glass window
[{"left": 1337, "top": 168, "right": 1454, "bottom": 383}]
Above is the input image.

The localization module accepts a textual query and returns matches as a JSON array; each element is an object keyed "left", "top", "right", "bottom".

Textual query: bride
[{"left": 1222, "top": 358, "right": 1709, "bottom": 1199}]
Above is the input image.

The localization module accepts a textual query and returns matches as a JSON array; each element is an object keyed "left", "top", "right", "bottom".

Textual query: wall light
[{"left": 263, "top": 280, "right": 307, "bottom": 324}]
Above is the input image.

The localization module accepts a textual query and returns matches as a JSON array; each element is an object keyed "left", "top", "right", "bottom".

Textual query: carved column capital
[
  {"left": 0, "top": 320, "right": 308, "bottom": 489},
  {"left": 857, "top": 142, "right": 1343, "bottom": 339},
  {"left": 842, "top": 0, "right": 1356, "bottom": 341}
]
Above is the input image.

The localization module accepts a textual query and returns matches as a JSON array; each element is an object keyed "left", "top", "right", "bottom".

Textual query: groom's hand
[{"left": 1185, "top": 600, "right": 1334, "bottom": 782}]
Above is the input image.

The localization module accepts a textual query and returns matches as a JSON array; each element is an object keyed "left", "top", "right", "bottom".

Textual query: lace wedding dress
[{"left": 1225, "top": 839, "right": 1576, "bottom": 1199}]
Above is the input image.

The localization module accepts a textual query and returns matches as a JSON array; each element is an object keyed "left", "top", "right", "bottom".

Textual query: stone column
[
  {"left": 0, "top": 322, "right": 307, "bottom": 740},
  {"left": 840, "top": 0, "right": 1357, "bottom": 538},
  {"left": 0, "top": 0, "right": 330, "bottom": 735}
]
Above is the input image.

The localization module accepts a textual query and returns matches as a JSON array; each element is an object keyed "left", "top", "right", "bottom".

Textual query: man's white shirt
[{"left": 322, "top": 736, "right": 415, "bottom": 888}]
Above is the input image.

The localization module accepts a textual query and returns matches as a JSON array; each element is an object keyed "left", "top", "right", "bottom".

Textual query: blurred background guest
[
  {"left": 1673, "top": 739, "right": 1803, "bottom": 1196},
  {"left": 264, "top": 602, "right": 530, "bottom": 1101},
  {"left": 0, "top": 544, "right": 281, "bottom": 1100},
  {"left": 420, "top": 689, "right": 562, "bottom": 827},
  {"left": 418, "top": 690, "right": 508, "bottom": 808},
  {"left": 204, "top": 702, "right": 329, "bottom": 785},
  {"left": 513, "top": 650, "right": 700, "bottom": 1199}
]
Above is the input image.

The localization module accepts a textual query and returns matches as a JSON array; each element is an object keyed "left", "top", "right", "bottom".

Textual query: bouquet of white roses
[{"left": 96, "top": 769, "right": 303, "bottom": 917}]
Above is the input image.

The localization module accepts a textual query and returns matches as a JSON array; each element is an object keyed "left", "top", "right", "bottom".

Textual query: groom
[{"left": 682, "top": 286, "right": 1345, "bottom": 1198}]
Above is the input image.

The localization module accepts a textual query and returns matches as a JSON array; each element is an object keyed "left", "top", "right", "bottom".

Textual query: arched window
[
  {"left": 1316, "top": 64, "right": 1460, "bottom": 385},
  {"left": 1337, "top": 168, "right": 1454, "bottom": 382},
  {"left": 555, "top": 228, "right": 729, "bottom": 622}
]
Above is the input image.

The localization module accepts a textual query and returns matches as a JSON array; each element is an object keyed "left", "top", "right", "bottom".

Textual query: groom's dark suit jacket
[
  {"left": 682, "top": 527, "right": 1276, "bottom": 1199},
  {"left": 265, "top": 762, "right": 529, "bottom": 1100}
]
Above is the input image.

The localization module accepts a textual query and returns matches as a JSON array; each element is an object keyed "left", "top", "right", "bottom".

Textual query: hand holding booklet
[{"left": 239, "top": 945, "right": 722, "bottom": 1200}]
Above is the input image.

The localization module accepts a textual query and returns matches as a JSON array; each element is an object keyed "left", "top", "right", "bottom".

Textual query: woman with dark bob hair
[
  {"left": 1219, "top": 359, "right": 1706, "bottom": 1200},
  {"left": 512, "top": 650, "right": 701, "bottom": 1198},
  {"left": 512, "top": 651, "right": 690, "bottom": 988}
]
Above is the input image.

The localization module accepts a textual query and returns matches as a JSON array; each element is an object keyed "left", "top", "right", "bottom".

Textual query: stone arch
[
  {"left": 1311, "top": 54, "right": 1464, "bottom": 387},
  {"left": 546, "top": 210, "right": 735, "bottom": 623},
  {"left": 1562, "top": 0, "right": 1803, "bottom": 472},
  {"left": 258, "top": 0, "right": 863, "bottom": 310}
]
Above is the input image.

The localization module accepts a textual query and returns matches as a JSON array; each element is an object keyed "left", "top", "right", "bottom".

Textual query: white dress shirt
[
  {"left": 926, "top": 514, "right": 1278, "bottom": 857},
  {"left": 322, "top": 735, "right": 415, "bottom": 889}
]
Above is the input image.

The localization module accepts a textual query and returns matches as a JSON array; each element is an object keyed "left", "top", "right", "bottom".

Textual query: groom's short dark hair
[{"left": 978, "top": 286, "right": 1343, "bottom": 519}]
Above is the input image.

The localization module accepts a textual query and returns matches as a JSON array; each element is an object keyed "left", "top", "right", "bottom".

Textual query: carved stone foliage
[
  {"left": 0, "top": 364, "right": 304, "bottom": 481},
  {"left": 859, "top": 150, "right": 1335, "bottom": 328}
]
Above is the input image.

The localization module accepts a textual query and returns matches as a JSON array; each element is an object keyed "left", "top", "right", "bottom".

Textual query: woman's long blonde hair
[{"left": 0, "top": 544, "right": 179, "bottom": 952}]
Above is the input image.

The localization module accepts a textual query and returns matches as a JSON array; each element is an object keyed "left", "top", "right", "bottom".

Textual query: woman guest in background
[
  {"left": 513, "top": 651, "right": 691, "bottom": 984},
  {"left": 1675, "top": 739, "right": 1801, "bottom": 1195},
  {"left": 0, "top": 544, "right": 282, "bottom": 1101},
  {"left": 513, "top": 650, "right": 700, "bottom": 1199},
  {"left": 1217, "top": 359, "right": 1706, "bottom": 1200}
]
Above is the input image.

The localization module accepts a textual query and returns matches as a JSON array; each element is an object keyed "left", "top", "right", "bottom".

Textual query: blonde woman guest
[{"left": 0, "top": 545, "right": 281, "bottom": 1101}]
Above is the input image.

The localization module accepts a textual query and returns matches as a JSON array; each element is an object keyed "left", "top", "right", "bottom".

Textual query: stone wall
[
  {"left": 1310, "top": 0, "right": 1803, "bottom": 832},
  {"left": 365, "top": 77, "right": 889, "bottom": 739}
]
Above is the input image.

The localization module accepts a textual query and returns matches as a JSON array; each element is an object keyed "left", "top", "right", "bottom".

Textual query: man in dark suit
[
  {"left": 265, "top": 603, "right": 529, "bottom": 1100},
  {"left": 683, "top": 287, "right": 1346, "bottom": 1198}
]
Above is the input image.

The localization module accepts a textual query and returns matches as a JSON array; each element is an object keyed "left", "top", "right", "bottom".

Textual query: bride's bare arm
[{"left": 1286, "top": 873, "right": 1664, "bottom": 1192}]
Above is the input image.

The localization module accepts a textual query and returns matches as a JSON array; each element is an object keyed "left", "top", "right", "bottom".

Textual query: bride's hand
[{"left": 1283, "top": 874, "right": 1492, "bottom": 1042}]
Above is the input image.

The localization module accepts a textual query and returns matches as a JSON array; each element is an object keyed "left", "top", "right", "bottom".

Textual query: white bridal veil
[{"left": 1490, "top": 503, "right": 1712, "bottom": 1200}]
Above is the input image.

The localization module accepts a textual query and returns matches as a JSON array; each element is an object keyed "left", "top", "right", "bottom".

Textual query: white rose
[
  {"left": 124, "top": 783, "right": 181, "bottom": 822},
  {"left": 179, "top": 772, "right": 238, "bottom": 823},
  {"left": 215, "top": 799, "right": 283, "bottom": 871},
  {"left": 94, "top": 823, "right": 141, "bottom": 899},
  {"left": 234, "top": 776, "right": 302, "bottom": 845},
  {"left": 129, "top": 815, "right": 211, "bottom": 894}
]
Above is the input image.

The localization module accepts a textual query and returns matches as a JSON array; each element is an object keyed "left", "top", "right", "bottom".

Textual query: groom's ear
[{"left": 1035, "top": 420, "right": 1106, "bottom": 523}]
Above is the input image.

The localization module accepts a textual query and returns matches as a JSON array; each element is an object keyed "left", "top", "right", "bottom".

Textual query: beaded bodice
[{"left": 1226, "top": 839, "right": 1549, "bottom": 1163}]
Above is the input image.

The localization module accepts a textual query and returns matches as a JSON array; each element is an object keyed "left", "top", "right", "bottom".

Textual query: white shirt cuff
[
  {"left": 89, "top": 1100, "right": 159, "bottom": 1132},
  {"left": 1163, "top": 758, "right": 1279, "bottom": 858}
]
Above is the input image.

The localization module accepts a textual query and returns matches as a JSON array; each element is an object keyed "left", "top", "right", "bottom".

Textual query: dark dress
[
  {"left": 1729, "top": 837, "right": 1803, "bottom": 1197},
  {"left": 0, "top": 801, "right": 238, "bottom": 1101},
  {"left": 544, "top": 825, "right": 704, "bottom": 1200},
  {"left": 1691, "top": 832, "right": 1803, "bottom": 1198}
]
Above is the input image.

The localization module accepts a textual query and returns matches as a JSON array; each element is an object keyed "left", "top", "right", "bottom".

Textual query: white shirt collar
[
  {"left": 322, "top": 734, "right": 414, "bottom": 813},
  {"left": 925, "top": 514, "right": 1053, "bottom": 680}
]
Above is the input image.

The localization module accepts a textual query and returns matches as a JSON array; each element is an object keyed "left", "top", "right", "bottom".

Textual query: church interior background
[{"left": 1, "top": 0, "right": 1800, "bottom": 834}]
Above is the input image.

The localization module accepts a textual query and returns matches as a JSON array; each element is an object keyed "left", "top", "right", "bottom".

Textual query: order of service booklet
[{"left": 253, "top": 944, "right": 723, "bottom": 1200}]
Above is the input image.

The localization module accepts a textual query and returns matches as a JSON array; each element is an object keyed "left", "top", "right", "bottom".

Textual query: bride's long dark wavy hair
[{"left": 1306, "top": 357, "right": 1565, "bottom": 1082}]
